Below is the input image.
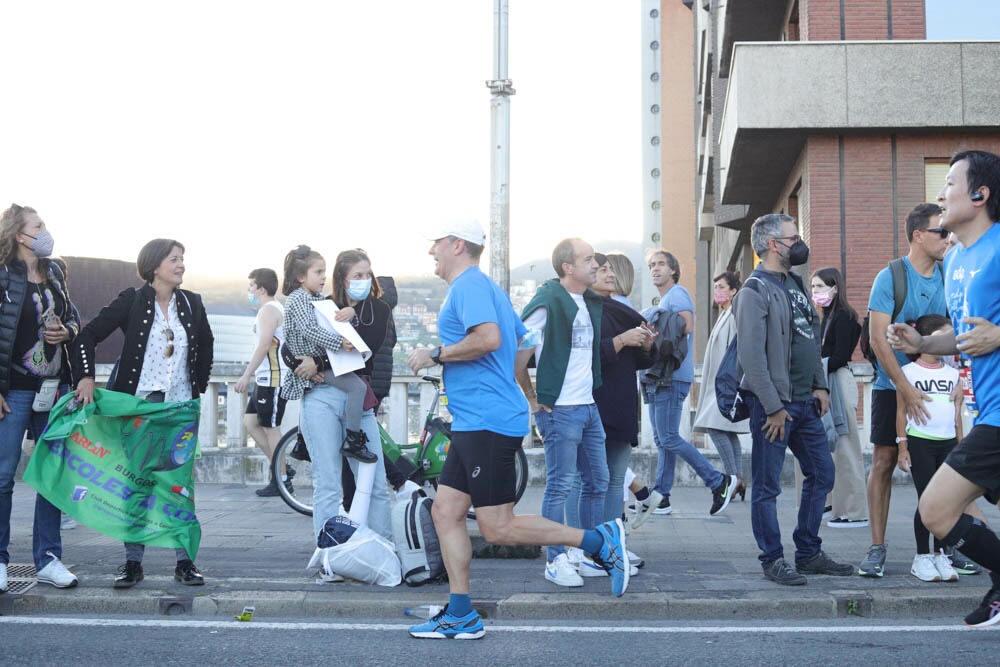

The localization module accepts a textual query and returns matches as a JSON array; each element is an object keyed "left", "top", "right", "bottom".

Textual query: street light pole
[{"left": 487, "top": 0, "right": 515, "bottom": 292}]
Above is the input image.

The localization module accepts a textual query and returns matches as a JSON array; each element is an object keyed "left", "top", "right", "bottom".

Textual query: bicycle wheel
[
  {"left": 513, "top": 444, "right": 528, "bottom": 505},
  {"left": 272, "top": 427, "right": 314, "bottom": 516}
]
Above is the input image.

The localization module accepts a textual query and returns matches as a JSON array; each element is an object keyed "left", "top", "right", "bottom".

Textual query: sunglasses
[
  {"left": 922, "top": 227, "right": 950, "bottom": 239},
  {"left": 164, "top": 327, "right": 175, "bottom": 358}
]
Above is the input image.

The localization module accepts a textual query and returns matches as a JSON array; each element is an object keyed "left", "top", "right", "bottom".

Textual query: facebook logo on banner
[{"left": 71, "top": 486, "right": 88, "bottom": 502}]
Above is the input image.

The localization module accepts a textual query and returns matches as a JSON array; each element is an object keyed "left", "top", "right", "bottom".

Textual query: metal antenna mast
[{"left": 487, "top": 0, "right": 515, "bottom": 291}]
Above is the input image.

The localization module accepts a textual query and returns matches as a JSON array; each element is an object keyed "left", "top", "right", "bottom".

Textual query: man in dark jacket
[{"left": 732, "top": 213, "right": 853, "bottom": 586}]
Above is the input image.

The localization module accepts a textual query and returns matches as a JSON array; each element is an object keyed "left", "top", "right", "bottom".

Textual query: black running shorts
[
  {"left": 437, "top": 429, "right": 522, "bottom": 509},
  {"left": 945, "top": 424, "right": 1000, "bottom": 505},
  {"left": 246, "top": 385, "right": 287, "bottom": 428},
  {"left": 870, "top": 389, "right": 898, "bottom": 446}
]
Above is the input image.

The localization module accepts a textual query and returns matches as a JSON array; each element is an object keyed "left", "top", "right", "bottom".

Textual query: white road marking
[{"left": 0, "top": 617, "right": 978, "bottom": 633}]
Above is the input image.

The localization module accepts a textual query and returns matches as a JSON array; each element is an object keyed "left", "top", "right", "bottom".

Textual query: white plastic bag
[{"left": 321, "top": 526, "right": 401, "bottom": 587}]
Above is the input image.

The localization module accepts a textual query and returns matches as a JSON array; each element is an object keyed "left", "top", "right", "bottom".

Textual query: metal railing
[{"left": 93, "top": 362, "right": 878, "bottom": 451}]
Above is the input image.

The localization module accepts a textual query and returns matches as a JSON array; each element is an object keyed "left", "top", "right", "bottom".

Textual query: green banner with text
[{"left": 24, "top": 389, "right": 202, "bottom": 559}]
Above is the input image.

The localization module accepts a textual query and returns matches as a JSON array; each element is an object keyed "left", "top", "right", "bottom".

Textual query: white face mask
[{"left": 346, "top": 278, "right": 372, "bottom": 301}]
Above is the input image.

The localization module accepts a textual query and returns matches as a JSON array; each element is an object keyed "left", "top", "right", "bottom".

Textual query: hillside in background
[{"left": 176, "top": 238, "right": 645, "bottom": 314}]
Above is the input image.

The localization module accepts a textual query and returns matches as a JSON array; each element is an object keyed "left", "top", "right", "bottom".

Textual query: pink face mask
[
  {"left": 812, "top": 290, "right": 834, "bottom": 308},
  {"left": 713, "top": 289, "right": 730, "bottom": 305}
]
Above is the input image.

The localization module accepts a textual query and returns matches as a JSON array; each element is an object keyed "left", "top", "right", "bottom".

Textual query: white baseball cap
[{"left": 425, "top": 219, "right": 486, "bottom": 246}]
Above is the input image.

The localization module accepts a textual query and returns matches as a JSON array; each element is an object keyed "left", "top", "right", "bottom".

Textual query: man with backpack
[
  {"left": 859, "top": 203, "right": 954, "bottom": 578},
  {"left": 732, "top": 213, "right": 854, "bottom": 586}
]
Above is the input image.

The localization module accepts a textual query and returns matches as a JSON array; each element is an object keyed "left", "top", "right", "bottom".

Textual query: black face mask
[
  {"left": 787, "top": 239, "right": 810, "bottom": 266},
  {"left": 777, "top": 239, "right": 810, "bottom": 267}
]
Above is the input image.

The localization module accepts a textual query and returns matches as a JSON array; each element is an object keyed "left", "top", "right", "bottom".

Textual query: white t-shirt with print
[
  {"left": 523, "top": 293, "right": 595, "bottom": 406},
  {"left": 901, "top": 360, "right": 959, "bottom": 440}
]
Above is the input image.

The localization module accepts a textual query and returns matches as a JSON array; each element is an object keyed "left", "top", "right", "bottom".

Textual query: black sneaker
[
  {"left": 796, "top": 550, "right": 854, "bottom": 576},
  {"left": 114, "top": 561, "right": 144, "bottom": 589},
  {"left": 710, "top": 474, "right": 737, "bottom": 516},
  {"left": 255, "top": 477, "right": 281, "bottom": 497},
  {"left": 341, "top": 429, "right": 378, "bottom": 463},
  {"left": 763, "top": 558, "right": 807, "bottom": 586},
  {"left": 175, "top": 560, "right": 205, "bottom": 586},
  {"left": 964, "top": 585, "right": 1000, "bottom": 628}
]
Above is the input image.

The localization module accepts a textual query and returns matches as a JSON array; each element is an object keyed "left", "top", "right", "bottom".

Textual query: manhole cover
[{"left": 6, "top": 563, "right": 37, "bottom": 595}]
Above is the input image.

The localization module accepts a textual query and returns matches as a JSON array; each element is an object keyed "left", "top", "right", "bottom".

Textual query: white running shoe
[
  {"left": 910, "top": 553, "right": 941, "bottom": 582},
  {"left": 545, "top": 553, "right": 584, "bottom": 587},
  {"left": 565, "top": 546, "right": 586, "bottom": 566},
  {"left": 0, "top": 562, "right": 7, "bottom": 593},
  {"left": 631, "top": 490, "right": 663, "bottom": 529},
  {"left": 578, "top": 556, "right": 609, "bottom": 578},
  {"left": 60, "top": 514, "right": 77, "bottom": 530},
  {"left": 933, "top": 550, "right": 959, "bottom": 582},
  {"left": 319, "top": 567, "right": 345, "bottom": 583},
  {"left": 628, "top": 549, "right": 645, "bottom": 569},
  {"left": 395, "top": 480, "right": 422, "bottom": 502},
  {"left": 36, "top": 553, "right": 78, "bottom": 588}
]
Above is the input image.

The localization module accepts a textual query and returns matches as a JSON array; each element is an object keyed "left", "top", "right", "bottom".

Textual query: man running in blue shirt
[
  {"left": 406, "top": 220, "right": 629, "bottom": 640},
  {"left": 889, "top": 150, "right": 1000, "bottom": 628}
]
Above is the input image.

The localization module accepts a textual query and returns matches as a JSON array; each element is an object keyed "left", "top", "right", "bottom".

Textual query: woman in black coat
[{"left": 74, "top": 238, "right": 214, "bottom": 588}]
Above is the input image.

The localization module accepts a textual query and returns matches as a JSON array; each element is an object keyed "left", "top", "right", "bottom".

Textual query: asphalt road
[{"left": 1, "top": 614, "right": 992, "bottom": 665}]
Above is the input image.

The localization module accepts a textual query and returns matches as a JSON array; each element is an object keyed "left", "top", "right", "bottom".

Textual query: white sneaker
[
  {"left": 545, "top": 553, "right": 584, "bottom": 587},
  {"left": 60, "top": 514, "right": 77, "bottom": 530},
  {"left": 578, "top": 556, "right": 609, "bottom": 578},
  {"left": 319, "top": 567, "right": 345, "bottom": 583},
  {"left": 565, "top": 546, "right": 586, "bottom": 566},
  {"left": 0, "top": 563, "right": 7, "bottom": 593},
  {"left": 394, "top": 480, "right": 422, "bottom": 502},
  {"left": 628, "top": 549, "right": 644, "bottom": 569},
  {"left": 36, "top": 553, "right": 78, "bottom": 588},
  {"left": 630, "top": 490, "right": 663, "bottom": 530},
  {"left": 933, "top": 550, "right": 959, "bottom": 582},
  {"left": 910, "top": 553, "right": 941, "bottom": 582}
]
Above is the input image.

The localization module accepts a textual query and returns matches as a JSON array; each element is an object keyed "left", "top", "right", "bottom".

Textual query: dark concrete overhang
[
  {"left": 718, "top": 41, "right": 1000, "bottom": 209},
  {"left": 719, "top": 0, "right": 788, "bottom": 78}
]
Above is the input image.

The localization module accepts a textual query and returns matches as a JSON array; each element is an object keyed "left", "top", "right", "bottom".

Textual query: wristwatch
[
  {"left": 895, "top": 436, "right": 908, "bottom": 444},
  {"left": 430, "top": 345, "right": 444, "bottom": 365}
]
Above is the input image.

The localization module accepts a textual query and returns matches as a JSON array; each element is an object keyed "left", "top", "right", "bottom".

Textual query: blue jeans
[
  {"left": 565, "top": 439, "right": 632, "bottom": 528},
  {"left": 645, "top": 382, "right": 722, "bottom": 493},
  {"left": 748, "top": 394, "right": 835, "bottom": 565},
  {"left": 535, "top": 404, "right": 608, "bottom": 561},
  {"left": 300, "top": 384, "right": 391, "bottom": 542},
  {"left": 0, "top": 387, "right": 65, "bottom": 569}
]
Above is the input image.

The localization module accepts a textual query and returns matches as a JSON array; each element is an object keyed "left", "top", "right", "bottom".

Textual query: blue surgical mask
[
  {"left": 346, "top": 278, "right": 372, "bottom": 301},
  {"left": 248, "top": 292, "right": 260, "bottom": 307}
]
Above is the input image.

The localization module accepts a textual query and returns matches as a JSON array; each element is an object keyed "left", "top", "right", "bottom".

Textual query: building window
[{"left": 925, "top": 160, "right": 950, "bottom": 204}]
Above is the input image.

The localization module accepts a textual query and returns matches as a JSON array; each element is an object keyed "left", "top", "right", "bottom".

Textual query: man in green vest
[{"left": 517, "top": 238, "right": 610, "bottom": 588}]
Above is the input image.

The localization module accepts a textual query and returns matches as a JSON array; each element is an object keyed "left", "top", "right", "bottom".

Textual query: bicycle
[{"left": 270, "top": 375, "right": 528, "bottom": 518}]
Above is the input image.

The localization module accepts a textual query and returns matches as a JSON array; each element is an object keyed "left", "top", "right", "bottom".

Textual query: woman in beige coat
[{"left": 693, "top": 271, "right": 749, "bottom": 499}]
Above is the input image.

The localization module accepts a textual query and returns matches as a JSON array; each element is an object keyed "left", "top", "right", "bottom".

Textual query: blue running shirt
[
  {"left": 944, "top": 223, "right": 1000, "bottom": 427},
  {"left": 437, "top": 266, "right": 529, "bottom": 436},
  {"left": 868, "top": 256, "right": 947, "bottom": 390}
]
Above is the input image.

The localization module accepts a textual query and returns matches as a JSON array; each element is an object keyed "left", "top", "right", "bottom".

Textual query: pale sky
[
  {"left": 1, "top": 1, "right": 994, "bottom": 279},
  {"left": 1, "top": 1, "right": 638, "bottom": 278}
]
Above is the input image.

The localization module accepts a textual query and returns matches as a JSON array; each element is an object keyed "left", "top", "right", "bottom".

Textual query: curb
[{"left": 4, "top": 584, "right": 982, "bottom": 622}]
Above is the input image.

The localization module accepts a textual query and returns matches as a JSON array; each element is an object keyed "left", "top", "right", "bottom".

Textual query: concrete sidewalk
[{"left": 4, "top": 481, "right": 997, "bottom": 622}]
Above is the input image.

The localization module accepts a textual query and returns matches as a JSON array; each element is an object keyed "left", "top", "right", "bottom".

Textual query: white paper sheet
[{"left": 311, "top": 300, "right": 372, "bottom": 376}]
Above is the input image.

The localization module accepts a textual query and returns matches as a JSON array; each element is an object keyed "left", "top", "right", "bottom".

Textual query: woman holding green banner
[
  {"left": 0, "top": 203, "right": 81, "bottom": 593},
  {"left": 73, "top": 238, "right": 214, "bottom": 589}
]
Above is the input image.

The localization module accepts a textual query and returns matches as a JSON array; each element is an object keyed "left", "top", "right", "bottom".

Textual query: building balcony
[{"left": 718, "top": 40, "right": 1000, "bottom": 209}]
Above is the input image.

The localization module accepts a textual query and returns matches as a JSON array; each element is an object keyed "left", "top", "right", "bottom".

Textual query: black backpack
[
  {"left": 858, "top": 258, "right": 943, "bottom": 367},
  {"left": 714, "top": 273, "right": 772, "bottom": 423}
]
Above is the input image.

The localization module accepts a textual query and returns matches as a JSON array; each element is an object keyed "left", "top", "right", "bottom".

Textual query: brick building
[{"left": 655, "top": 0, "right": 1000, "bottom": 353}]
